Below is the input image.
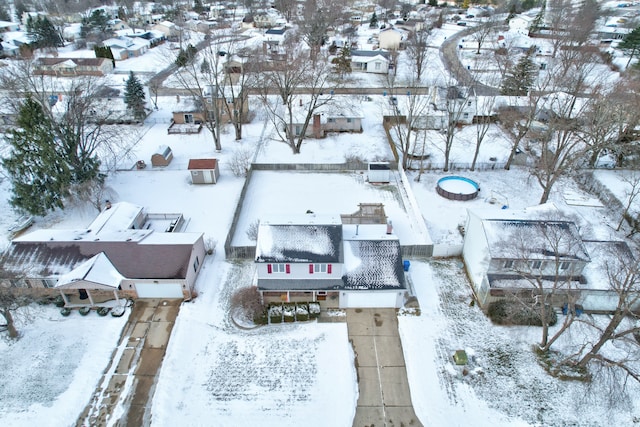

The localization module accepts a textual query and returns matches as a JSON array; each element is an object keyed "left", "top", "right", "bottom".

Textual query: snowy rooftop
[
  {"left": 255, "top": 215, "right": 343, "bottom": 263},
  {"left": 87, "top": 202, "right": 143, "bottom": 234},
  {"left": 55, "top": 252, "right": 125, "bottom": 289}
]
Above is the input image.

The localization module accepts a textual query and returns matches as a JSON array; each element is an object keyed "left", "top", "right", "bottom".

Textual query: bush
[
  {"left": 487, "top": 299, "right": 557, "bottom": 326},
  {"left": 282, "top": 303, "right": 295, "bottom": 322},
  {"left": 295, "top": 303, "right": 309, "bottom": 321},
  {"left": 268, "top": 304, "right": 283, "bottom": 324},
  {"left": 308, "top": 302, "right": 321, "bottom": 319},
  {"left": 231, "top": 286, "right": 265, "bottom": 324}
]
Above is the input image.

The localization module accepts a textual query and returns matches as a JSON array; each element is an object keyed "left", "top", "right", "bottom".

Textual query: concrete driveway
[
  {"left": 347, "top": 308, "right": 422, "bottom": 427},
  {"left": 77, "top": 299, "right": 181, "bottom": 427}
]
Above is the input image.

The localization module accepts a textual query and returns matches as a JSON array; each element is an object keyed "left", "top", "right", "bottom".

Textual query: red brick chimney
[{"left": 313, "top": 114, "right": 322, "bottom": 138}]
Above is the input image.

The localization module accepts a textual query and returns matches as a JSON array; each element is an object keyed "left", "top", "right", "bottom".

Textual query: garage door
[
  {"left": 135, "top": 282, "right": 184, "bottom": 299},
  {"left": 340, "top": 291, "right": 400, "bottom": 308}
]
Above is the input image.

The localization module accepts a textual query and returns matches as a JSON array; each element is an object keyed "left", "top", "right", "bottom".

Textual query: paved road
[
  {"left": 347, "top": 308, "right": 423, "bottom": 427},
  {"left": 76, "top": 299, "right": 181, "bottom": 427},
  {"left": 440, "top": 22, "right": 502, "bottom": 96}
]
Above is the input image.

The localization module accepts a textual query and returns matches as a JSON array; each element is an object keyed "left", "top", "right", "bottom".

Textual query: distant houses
[{"left": 33, "top": 57, "right": 114, "bottom": 76}]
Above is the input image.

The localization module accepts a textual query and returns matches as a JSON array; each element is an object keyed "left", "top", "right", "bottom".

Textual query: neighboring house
[
  {"left": 241, "top": 14, "right": 255, "bottom": 29},
  {"left": 285, "top": 97, "right": 363, "bottom": 138},
  {"left": 264, "top": 27, "right": 287, "bottom": 52},
  {"left": 169, "top": 110, "right": 205, "bottom": 134},
  {"left": 253, "top": 12, "right": 277, "bottom": 29},
  {"left": 394, "top": 19, "right": 423, "bottom": 34},
  {"left": 595, "top": 25, "right": 631, "bottom": 41},
  {"left": 0, "top": 40, "right": 20, "bottom": 57},
  {"left": 33, "top": 57, "right": 114, "bottom": 76},
  {"left": 254, "top": 213, "right": 407, "bottom": 308},
  {"left": 509, "top": 14, "right": 536, "bottom": 35},
  {"left": 350, "top": 50, "right": 390, "bottom": 73},
  {"left": 188, "top": 158, "right": 220, "bottom": 184},
  {"left": 0, "top": 21, "right": 20, "bottom": 32},
  {"left": 223, "top": 55, "right": 246, "bottom": 84},
  {"left": 107, "top": 19, "right": 130, "bottom": 32},
  {"left": 462, "top": 208, "right": 591, "bottom": 308},
  {"left": 0, "top": 202, "right": 205, "bottom": 300},
  {"left": 203, "top": 84, "right": 249, "bottom": 123},
  {"left": 102, "top": 36, "right": 149, "bottom": 60},
  {"left": 378, "top": 27, "right": 405, "bottom": 50},
  {"left": 152, "top": 20, "right": 180, "bottom": 39}
]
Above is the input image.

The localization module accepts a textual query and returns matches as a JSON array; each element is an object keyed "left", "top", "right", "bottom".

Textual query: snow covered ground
[{"left": 2, "top": 15, "right": 640, "bottom": 427}]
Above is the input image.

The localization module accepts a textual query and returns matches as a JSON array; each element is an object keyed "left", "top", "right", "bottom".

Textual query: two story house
[{"left": 255, "top": 214, "right": 406, "bottom": 308}]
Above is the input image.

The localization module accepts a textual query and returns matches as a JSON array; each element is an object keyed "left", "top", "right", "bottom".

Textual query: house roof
[
  {"left": 188, "top": 158, "right": 218, "bottom": 170},
  {"left": 86, "top": 201, "right": 143, "bottom": 234},
  {"left": 342, "top": 224, "right": 405, "bottom": 290},
  {"left": 255, "top": 214, "right": 343, "bottom": 263},
  {"left": 55, "top": 252, "right": 124, "bottom": 289},
  {"left": 265, "top": 27, "right": 286, "bottom": 35},
  {"left": 351, "top": 49, "right": 390, "bottom": 59},
  {"left": 483, "top": 219, "right": 590, "bottom": 262},
  {"left": 2, "top": 234, "right": 201, "bottom": 280},
  {"left": 36, "top": 57, "right": 110, "bottom": 67},
  {"left": 581, "top": 240, "right": 635, "bottom": 290}
]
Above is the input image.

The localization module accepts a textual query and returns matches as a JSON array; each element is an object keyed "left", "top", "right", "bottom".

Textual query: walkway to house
[
  {"left": 347, "top": 308, "right": 423, "bottom": 427},
  {"left": 76, "top": 299, "right": 181, "bottom": 427}
]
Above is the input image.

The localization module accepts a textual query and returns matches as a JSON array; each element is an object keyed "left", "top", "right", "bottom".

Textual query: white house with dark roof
[
  {"left": 350, "top": 50, "right": 390, "bottom": 74},
  {"left": 254, "top": 214, "right": 406, "bottom": 308},
  {"left": 463, "top": 206, "right": 592, "bottom": 308}
]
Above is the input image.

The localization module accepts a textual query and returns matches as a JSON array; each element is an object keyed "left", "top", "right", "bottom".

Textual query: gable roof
[
  {"left": 342, "top": 224, "right": 405, "bottom": 290},
  {"left": 255, "top": 215, "right": 343, "bottom": 263},
  {"left": 188, "top": 158, "right": 218, "bottom": 170},
  {"left": 351, "top": 49, "right": 391, "bottom": 59},
  {"left": 482, "top": 219, "right": 590, "bottom": 262},
  {"left": 55, "top": 252, "right": 124, "bottom": 289}
]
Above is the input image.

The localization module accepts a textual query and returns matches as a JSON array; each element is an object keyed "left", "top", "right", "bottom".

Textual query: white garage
[
  {"left": 135, "top": 282, "right": 185, "bottom": 299},
  {"left": 339, "top": 291, "right": 404, "bottom": 308}
]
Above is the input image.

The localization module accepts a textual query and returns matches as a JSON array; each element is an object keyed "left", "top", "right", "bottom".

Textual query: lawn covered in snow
[{"left": 0, "top": 304, "right": 128, "bottom": 426}]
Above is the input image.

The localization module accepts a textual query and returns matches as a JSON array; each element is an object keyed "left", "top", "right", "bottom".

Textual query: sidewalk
[
  {"left": 76, "top": 299, "right": 181, "bottom": 427},
  {"left": 347, "top": 308, "right": 423, "bottom": 427}
]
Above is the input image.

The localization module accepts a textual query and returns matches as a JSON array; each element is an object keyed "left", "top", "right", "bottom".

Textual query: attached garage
[
  {"left": 340, "top": 291, "right": 403, "bottom": 308},
  {"left": 134, "top": 282, "right": 185, "bottom": 298}
]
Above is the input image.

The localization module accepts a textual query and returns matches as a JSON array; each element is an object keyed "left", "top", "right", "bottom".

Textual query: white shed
[{"left": 368, "top": 162, "right": 391, "bottom": 183}]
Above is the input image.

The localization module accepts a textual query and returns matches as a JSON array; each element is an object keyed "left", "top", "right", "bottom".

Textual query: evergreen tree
[
  {"left": 331, "top": 46, "right": 352, "bottom": 77},
  {"left": 2, "top": 98, "right": 72, "bottom": 216},
  {"left": 619, "top": 26, "right": 640, "bottom": 67},
  {"left": 94, "top": 45, "right": 116, "bottom": 67},
  {"left": 194, "top": 0, "right": 205, "bottom": 14},
  {"left": 369, "top": 12, "right": 378, "bottom": 28},
  {"left": 124, "top": 71, "right": 147, "bottom": 120},
  {"left": 463, "top": 0, "right": 470, "bottom": 9},
  {"left": 175, "top": 44, "right": 197, "bottom": 67},
  {"left": 429, "top": 0, "right": 438, "bottom": 6},
  {"left": 27, "top": 16, "right": 63, "bottom": 49},
  {"left": 530, "top": 0, "right": 546, "bottom": 34},
  {"left": 501, "top": 47, "right": 538, "bottom": 95}
]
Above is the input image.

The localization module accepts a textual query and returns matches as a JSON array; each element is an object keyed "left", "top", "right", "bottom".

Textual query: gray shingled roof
[{"left": 342, "top": 239, "right": 405, "bottom": 290}]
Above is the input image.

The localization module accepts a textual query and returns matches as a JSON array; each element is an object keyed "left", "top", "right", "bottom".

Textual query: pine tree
[
  {"left": 27, "top": 16, "right": 63, "bottom": 49},
  {"left": 331, "top": 46, "right": 352, "bottom": 77},
  {"left": 530, "top": 1, "right": 546, "bottom": 34},
  {"left": 501, "top": 47, "right": 538, "bottom": 95},
  {"left": 2, "top": 98, "right": 72, "bottom": 216},
  {"left": 124, "top": 71, "right": 146, "bottom": 120},
  {"left": 619, "top": 26, "right": 640, "bottom": 67},
  {"left": 369, "top": 12, "right": 378, "bottom": 28}
]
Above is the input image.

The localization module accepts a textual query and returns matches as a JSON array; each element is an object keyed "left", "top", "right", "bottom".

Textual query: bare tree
[
  {"left": 436, "top": 86, "right": 474, "bottom": 171},
  {"left": 497, "top": 216, "right": 588, "bottom": 351},
  {"left": 0, "top": 286, "right": 33, "bottom": 340},
  {"left": 381, "top": 73, "right": 431, "bottom": 170},
  {"left": 471, "top": 17, "right": 498, "bottom": 55},
  {"left": 405, "top": 26, "right": 433, "bottom": 82},
  {"left": 470, "top": 94, "right": 496, "bottom": 171},
  {"left": 256, "top": 43, "right": 336, "bottom": 154},
  {"left": 296, "top": 0, "right": 343, "bottom": 61},
  {"left": 616, "top": 173, "right": 640, "bottom": 231},
  {"left": 498, "top": 93, "right": 543, "bottom": 170},
  {"left": 564, "top": 244, "right": 640, "bottom": 384}
]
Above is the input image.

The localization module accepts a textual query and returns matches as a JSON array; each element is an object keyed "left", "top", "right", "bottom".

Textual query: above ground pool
[{"left": 436, "top": 176, "right": 480, "bottom": 201}]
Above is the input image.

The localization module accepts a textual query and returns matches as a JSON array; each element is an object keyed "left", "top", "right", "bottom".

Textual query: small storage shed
[
  {"left": 368, "top": 162, "right": 391, "bottom": 183},
  {"left": 151, "top": 145, "right": 173, "bottom": 167},
  {"left": 188, "top": 158, "right": 220, "bottom": 184}
]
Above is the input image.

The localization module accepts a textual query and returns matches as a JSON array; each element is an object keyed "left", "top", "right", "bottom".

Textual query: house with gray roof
[
  {"left": 255, "top": 213, "right": 406, "bottom": 308},
  {"left": 0, "top": 202, "right": 205, "bottom": 300}
]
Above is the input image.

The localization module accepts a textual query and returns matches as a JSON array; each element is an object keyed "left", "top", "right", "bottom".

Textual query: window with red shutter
[
  {"left": 327, "top": 264, "right": 332, "bottom": 274},
  {"left": 309, "top": 264, "right": 314, "bottom": 274},
  {"left": 267, "top": 264, "right": 272, "bottom": 274},
  {"left": 286, "top": 264, "right": 290, "bottom": 274}
]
